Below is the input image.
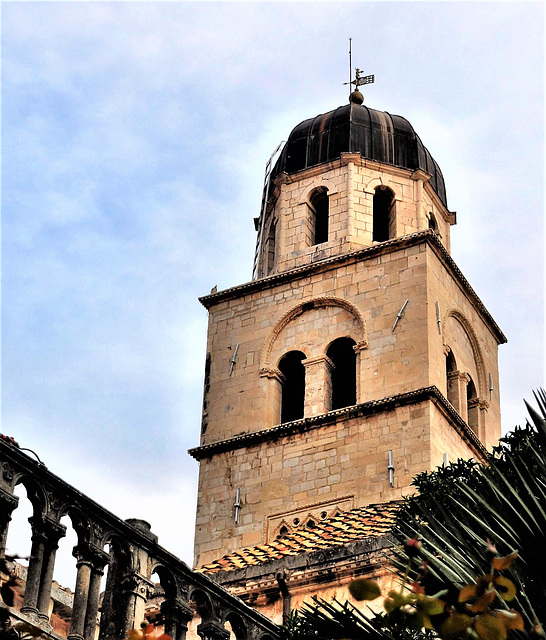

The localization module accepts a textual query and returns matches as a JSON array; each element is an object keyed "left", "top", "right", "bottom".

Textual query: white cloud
[{"left": 1, "top": 1, "right": 543, "bottom": 579}]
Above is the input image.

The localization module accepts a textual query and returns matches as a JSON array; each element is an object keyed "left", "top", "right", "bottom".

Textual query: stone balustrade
[{"left": 0, "top": 439, "right": 279, "bottom": 640}]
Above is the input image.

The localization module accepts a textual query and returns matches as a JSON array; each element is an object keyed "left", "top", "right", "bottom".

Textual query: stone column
[
  {"left": 197, "top": 620, "right": 230, "bottom": 640},
  {"left": 68, "top": 543, "right": 109, "bottom": 640},
  {"left": 353, "top": 340, "right": 367, "bottom": 404},
  {"left": 447, "top": 371, "right": 469, "bottom": 419},
  {"left": 84, "top": 549, "right": 110, "bottom": 640},
  {"left": 260, "top": 369, "right": 283, "bottom": 427},
  {"left": 69, "top": 547, "right": 93, "bottom": 640},
  {"left": 478, "top": 399, "right": 489, "bottom": 443},
  {"left": 303, "top": 355, "right": 334, "bottom": 417},
  {"left": 119, "top": 571, "right": 154, "bottom": 633},
  {"left": 160, "top": 599, "right": 194, "bottom": 640},
  {"left": 36, "top": 519, "right": 66, "bottom": 620},
  {"left": 22, "top": 516, "right": 66, "bottom": 617},
  {"left": 0, "top": 489, "right": 18, "bottom": 556}
]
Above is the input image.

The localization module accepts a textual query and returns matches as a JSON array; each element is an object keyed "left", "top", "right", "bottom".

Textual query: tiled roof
[{"left": 200, "top": 501, "right": 400, "bottom": 574}]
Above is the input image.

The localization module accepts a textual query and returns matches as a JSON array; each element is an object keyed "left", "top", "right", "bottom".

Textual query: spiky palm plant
[
  {"left": 283, "top": 391, "right": 546, "bottom": 640},
  {"left": 395, "top": 390, "right": 546, "bottom": 627}
]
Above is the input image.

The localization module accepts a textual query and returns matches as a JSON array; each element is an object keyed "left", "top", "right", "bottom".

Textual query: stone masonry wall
[
  {"left": 259, "top": 156, "right": 452, "bottom": 277},
  {"left": 194, "top": 396, "right": 479, "bottom": 567}
]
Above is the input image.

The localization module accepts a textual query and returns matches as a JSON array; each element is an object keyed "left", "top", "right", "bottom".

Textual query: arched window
[
  {"left": 467, "top": 376, "right": 479, "bottom": 434},
  {"left": 445, "top": 349, "right": 458, "bottom": 409},
  {"left": 326, "top": 338, "right": 357, "bottom": 410},
  {"left": 428, "top": 213, "right": 438, "bottom": 233},
  {"left": 278, "top": 351, "right": 306, "bottom": 423},
  {"left": 309, "top": 187, "right": 329, "bottom": 245},
  {"left": 373, "top": 186, "right": 395, "bottom": 242}
]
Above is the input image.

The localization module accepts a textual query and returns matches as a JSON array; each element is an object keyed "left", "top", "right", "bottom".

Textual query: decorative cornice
[
  {"left": 198, "top": 230, "right": 506, "bottom": 346},
  {"left": 188, "top": 385, "right": 487, "bottom": 461}
]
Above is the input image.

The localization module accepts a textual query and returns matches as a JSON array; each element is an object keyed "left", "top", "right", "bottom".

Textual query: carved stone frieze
[{"left": 1, "top": 462, "right": 14, "bottom": 483}]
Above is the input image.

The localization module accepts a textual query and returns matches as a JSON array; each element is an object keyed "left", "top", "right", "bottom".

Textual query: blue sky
[{"left": 1, "top": 1, "right": 544, "bottom": 579}]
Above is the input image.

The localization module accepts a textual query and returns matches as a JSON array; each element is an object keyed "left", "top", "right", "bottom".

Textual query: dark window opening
[
  {"left": 327, "top": 337, "right": 357, "bottom": 410},
  {"left": 310, "top": 188, "right": 329, "bottom": 245},
  {"left": 467, "top": 376, "right": 478, "bottom": 434},
  {"left": 266, "top": 222, "right": 276, "bottom": 274},
  {"left": 279, "top": 351, "right": 306, "bottom": 423},
  {"left": 373, "top": 186, "right": 395, "bottom": 242},
  {"left": 446, "top": 350, "right": 458, "bottom": 408},
  {"left": 428, "top": 213, "right": 438, "bottom": 233}
]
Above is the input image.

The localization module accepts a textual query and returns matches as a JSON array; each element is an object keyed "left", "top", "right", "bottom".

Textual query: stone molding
[
  {"left": 188, "top": 385, "right": 487, "bottom": 461},
  {"left": 298, "top": 179, "right": 339, "bottom": 204},
  {"left": 199, "top": 230, "right": 506, "bottom": 347}
]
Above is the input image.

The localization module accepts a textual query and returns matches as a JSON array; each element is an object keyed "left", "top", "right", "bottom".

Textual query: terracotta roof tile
[{"left": 199, "top": 501, "right": 400, "bottom": 574}]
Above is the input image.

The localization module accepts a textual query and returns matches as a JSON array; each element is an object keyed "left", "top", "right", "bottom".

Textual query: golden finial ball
[{"left": 349, "top": 90, "right": 364, "bottom": 105}]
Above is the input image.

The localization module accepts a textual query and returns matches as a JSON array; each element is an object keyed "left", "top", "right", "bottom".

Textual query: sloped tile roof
[{"left": 200, "top": 501, "right": 400, "bottom": 574}]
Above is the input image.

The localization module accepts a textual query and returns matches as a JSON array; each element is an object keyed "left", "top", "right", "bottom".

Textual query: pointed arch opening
[
  {"left": 373, "top": 186, "right": 395, "bottom": 242},
  {"left": 278, "top": 351, "right": 306, "bottom": 423},
  {"left": 327, "top": 337, "right": 357, "bottom": 410},
  {"left": 276, "top": 524, "right": 290, "bottom": 539},
  {"left": 309, "top": 187, "right": 329, "bottom": 245}
]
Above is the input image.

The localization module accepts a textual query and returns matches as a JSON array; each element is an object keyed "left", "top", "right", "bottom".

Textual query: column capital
[
  {"left": 161, "top": 598, "right": 194, "bottom": 622},
  {"left": 120, "top": 571, "right": 154, "bottom": 601},
  {"left": 353, "top": 339, "right": 368, "bottom": 352},
  {"left": 197, "top": 620, "right": 230, "bottom": 640},
  {"left": 72, "top": 542, "right": 109, "bottom": 571},
  {"left": 302, "top": 355, "right": 334, "bottom": 370},
  {"left": 259, "top": 367, "right": 284, "bottom": 383},
  {"left": 0, "top": 488, "right": 18, "bottom": 515},
  {"left": 29, "top": 516, "right": 66, "bottom": 546}
]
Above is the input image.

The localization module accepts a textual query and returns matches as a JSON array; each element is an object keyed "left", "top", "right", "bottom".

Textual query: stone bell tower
[{"left": 190, "top": 90, "right": 506, "bottom": 569}]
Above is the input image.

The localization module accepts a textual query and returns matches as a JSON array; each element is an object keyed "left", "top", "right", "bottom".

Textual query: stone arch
[
  {"left": 224, "top": 611, "right": 248, "bottom": 640},
  {"left": 14, "top": 474, "right": 47, "bottom": 516},
  {"left": 300, "top": 179, "right": 338, "bottom": 202},
  {"left": 260, "top": 297, "right": 367, "bottom": 373},
  {"left": 189, "top": 587, "right": 214, "bottom": 622},
  {"left": 61, "top": 505, "right": 92, "bottom": 544},
  {"left": 151, "top": 563, "right": 178, "bottom": 600},
  {"left": 442, "top": 309, "right": 487, "bottom": 400},
  {"left": 363, "top": 176, "right": 402, "bottom": 201}
]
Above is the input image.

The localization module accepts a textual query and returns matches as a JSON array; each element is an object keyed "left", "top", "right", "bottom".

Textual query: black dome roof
[{"left": 271, "top": 103, "right": 447, "bottom": 207}]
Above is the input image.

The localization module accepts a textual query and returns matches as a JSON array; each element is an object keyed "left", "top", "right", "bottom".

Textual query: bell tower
[{"left": 190, "top": 91, "right": 506, "bottom": 569}]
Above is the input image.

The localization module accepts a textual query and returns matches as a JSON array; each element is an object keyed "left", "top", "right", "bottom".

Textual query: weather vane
[{"left": 344, "top": 38, "right": 374, "bottom": 104}]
